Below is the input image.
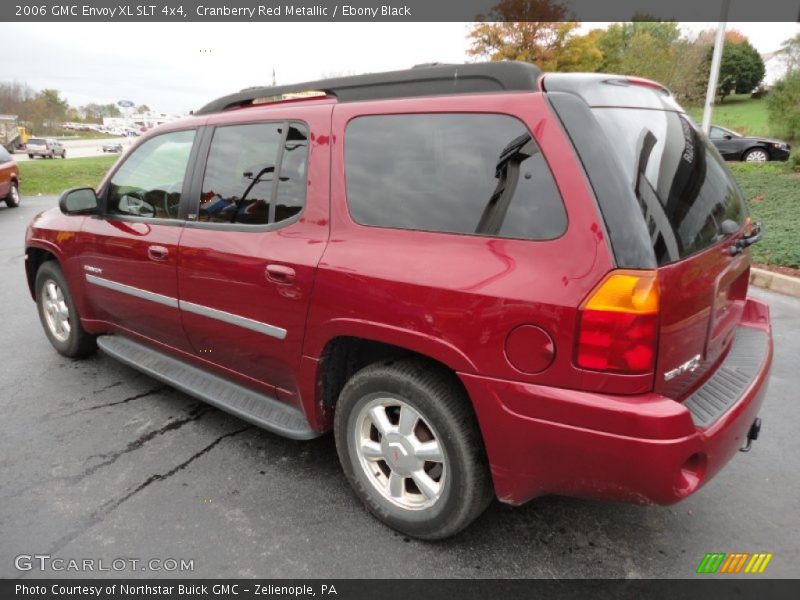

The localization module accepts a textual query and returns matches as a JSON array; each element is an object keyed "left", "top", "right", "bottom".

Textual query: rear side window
[
  {"left": 0, "top": 147, "right": 11, "bottom": 163},
  {"left": 591, "top": 108, "right": 746, "bottom": 264},
  {"left": 199, "top": 122, "right": 308, "bottom": 226},
  {"left": 345, "top": 114, "right": 566, "bottom": 240}
]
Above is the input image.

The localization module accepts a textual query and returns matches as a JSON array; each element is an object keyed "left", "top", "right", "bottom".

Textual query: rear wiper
[{"left": 728, "top": 221, "right": 763, "bottom": 256}]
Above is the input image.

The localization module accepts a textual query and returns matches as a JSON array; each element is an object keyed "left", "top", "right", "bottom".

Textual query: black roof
[{"left": 195, "top": 61, "right": 541, "bottom": 115}]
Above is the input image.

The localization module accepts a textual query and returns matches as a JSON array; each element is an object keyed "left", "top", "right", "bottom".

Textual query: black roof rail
[{"left": 195, "top": 61, "right": 541, "bottom": 115}]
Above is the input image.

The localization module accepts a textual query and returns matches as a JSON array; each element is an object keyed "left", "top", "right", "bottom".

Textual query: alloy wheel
[{"left": 353, "top": 396, "right": 446, "bottom": 510}]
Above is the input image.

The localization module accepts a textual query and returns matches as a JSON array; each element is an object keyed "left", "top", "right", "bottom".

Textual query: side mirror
[
  {"left": 59, "top": 187, "right": 99, "bottom": 215},
  {"left": 724, "top": 134, "right": 733, "bottom": 140}
]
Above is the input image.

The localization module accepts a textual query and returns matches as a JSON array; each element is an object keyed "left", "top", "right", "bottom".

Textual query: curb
[{"left": 750, "top": 267, "right": 800, "bottom": 298}]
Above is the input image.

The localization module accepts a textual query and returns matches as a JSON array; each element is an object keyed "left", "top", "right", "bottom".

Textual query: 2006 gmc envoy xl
[{"left": 25, "top": 62, "right": 772, "bottom": 539}]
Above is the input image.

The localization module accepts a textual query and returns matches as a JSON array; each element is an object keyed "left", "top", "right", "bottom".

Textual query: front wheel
[
  {"left": 35, "top": 261, "right": 97, "bottom": 358},
  {"left": 28, "top": 154, "right": 34, "bottom": 159},
  {"left": 744, "top": 148, "right": 769, "bottom": 162},
  {"left": 61, "top": 150, "right": 66, "bottom": 159},
  {"left": 334, "top": 359, "right": 493, "bottom": 540},
  {"left": 4, "top": 181, "right": 20, "bottom": 207}
]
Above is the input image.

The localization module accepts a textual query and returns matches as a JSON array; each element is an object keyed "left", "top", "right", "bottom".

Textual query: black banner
[
  {"left": 3, "top": 0, "right": 800, "bottom": 22},
  {"left": 4, "top": 580, "right": 800, "bottom": 600}
]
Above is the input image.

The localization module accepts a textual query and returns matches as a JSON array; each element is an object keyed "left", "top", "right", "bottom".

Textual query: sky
[{"left": 2, "top": 21, "right": 798, "bottom": 115}]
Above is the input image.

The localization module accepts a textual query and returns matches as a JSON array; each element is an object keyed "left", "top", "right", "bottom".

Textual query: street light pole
[{"left": 701, "top": 0, "right": 731, "bottom": 134}]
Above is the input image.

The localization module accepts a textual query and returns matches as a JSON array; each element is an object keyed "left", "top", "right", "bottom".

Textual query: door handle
[
  {"left": 265, "top": 264, "right": 296, "bottom": 284},
  {"left": 147, "top": 245, "right": 169, "bottom": 262}
]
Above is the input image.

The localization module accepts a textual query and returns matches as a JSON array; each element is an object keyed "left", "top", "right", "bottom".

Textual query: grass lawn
[
  {"left": 730, "top": 162, "right": 800, "bottom": 269},
  {"left": 686, "top": 94, "right": 770, "bottom": 138},
  {"left": 18, "top": 155, "right": 118, "bottom": 196}
]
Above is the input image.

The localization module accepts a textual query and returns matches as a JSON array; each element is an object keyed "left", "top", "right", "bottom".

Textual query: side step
[{"left": 97, "top": 335, "right": 320, "bottom": 440}]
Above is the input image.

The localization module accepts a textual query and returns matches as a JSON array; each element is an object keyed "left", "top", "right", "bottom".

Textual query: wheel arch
[
  {"left": 25, "top": 244, "right": 61, "bottom": 300},
  {"left": 300, "top": 324, "right": 478, "bottom": 432}
]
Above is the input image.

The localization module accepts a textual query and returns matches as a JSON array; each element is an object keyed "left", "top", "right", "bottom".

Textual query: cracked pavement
[{"left": 1, "top": 196, "right": 798, "bottom": 578}]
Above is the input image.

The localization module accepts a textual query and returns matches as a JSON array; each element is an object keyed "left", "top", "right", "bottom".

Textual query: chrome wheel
[
  {"left": 745, "top": 149, "right": 769, "bottom": 162},
  {"left": 354, "top": 396, "right": 446, "bottom": 511},
  {"left": 42, "top": 280, "right": 71, "bottom": 342}
]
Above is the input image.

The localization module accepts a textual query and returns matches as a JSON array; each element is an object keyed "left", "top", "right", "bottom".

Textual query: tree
[
  {"left": 779, "top": 33, "right": 800, "bottom": 75},
  {"left": 468, "top": 0, "right": 580, "bottom": 71},
  {"left": 767, "top": 71, "right": 800, "bottom": 140},
  {"left": 712, "top": 40, "right": 765, "bottom": 101},
  {"left": 136, "top": 104, "right": 150, "bottom": 114}
]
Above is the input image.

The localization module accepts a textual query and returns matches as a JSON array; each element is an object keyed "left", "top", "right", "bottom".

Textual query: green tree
[
  {"left": 767, "top": 72, "right": 800, "bottom": 140},
  {"left": 712, "top": 40, "right": 765, "bottom": 101},
  {"left": 136, "top": 104, "right": 151, "bottom": 113}
]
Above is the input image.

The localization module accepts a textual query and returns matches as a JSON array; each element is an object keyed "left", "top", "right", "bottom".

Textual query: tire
[
  {"left": 35, "top": 261, "right": 97, "bottom": 358},
  {"left": 28, "top": 154, "right": 34, "bottom": 159},
  {"left": 334, "top": 358, "right": 493, "bottom": 540},
  {"left": 4, "top": 181, "right": 20, "bottom": 207},
  {"left": 744, "top": 148, "right": 769, "bottom": 162},
  {"left": 61, "top": 151, "right": 66, "bottom": 159}
]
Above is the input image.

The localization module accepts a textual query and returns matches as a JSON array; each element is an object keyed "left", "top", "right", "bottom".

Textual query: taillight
[{"left": 575, "top": 270, "right": 660, "bottom": 374}]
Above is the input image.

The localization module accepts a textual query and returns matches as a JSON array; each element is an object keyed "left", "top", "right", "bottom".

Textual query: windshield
[{"left": 591, "top": 108, "right": 747, "bottom": 265}]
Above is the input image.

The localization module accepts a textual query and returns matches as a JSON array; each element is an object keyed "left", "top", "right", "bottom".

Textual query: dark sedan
[{"left": 709, "top": 125, "right": 791, "bottom": 162}]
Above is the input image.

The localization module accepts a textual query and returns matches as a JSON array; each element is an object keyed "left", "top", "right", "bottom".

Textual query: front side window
[
  {"left": 107, "top": 129, "right": 195, "bottom": 219},
  {"left": 199, "top": 122, "right": 308, "bottom": 225},
  {"left": 344, "top": 113, "right": 566, "bottom": 241}
]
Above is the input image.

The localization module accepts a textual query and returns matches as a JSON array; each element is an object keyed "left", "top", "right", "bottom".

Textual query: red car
[
  {"left": 24, "top": 63, "right": 772, "bottom": 540},
  {"left": 0, "top": 145, "right": 20, "bottom": 207}
]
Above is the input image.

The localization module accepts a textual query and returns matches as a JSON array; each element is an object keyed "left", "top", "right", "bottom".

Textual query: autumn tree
[{"left": 467, "top": 0, "right": 588, "bottom": 71}]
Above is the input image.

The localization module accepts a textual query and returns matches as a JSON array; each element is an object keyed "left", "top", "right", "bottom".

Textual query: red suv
[{"left": 25, "top": 63, "right": 772, "bottom": 539}]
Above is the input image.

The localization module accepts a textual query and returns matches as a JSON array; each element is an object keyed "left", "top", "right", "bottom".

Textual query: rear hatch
[
  {"left": 27, "top": 138, "right": 46, "bottom": 148},
  {"left": 544, "top": 74, "right": 752, "bottom": 399}
]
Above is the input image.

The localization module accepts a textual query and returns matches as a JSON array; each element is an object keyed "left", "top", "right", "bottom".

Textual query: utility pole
[{"left": 701, "top": 0, "right": 731, "bottom": 134}]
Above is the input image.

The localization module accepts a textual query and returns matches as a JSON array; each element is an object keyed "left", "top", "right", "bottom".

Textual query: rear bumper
[{"left": 461, "top": 298, "right": 772, "bottom": 506}]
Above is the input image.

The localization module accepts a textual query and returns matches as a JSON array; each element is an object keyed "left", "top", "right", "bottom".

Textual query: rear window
[
  {"left": 345, "top": 113, "right": 567, "bottom": 241},
  {"left": 28, "top": 138, "right": 45, "bottom": 145},
  {"left": 591, "top": 108, "right": 747, "bottom": 264}
]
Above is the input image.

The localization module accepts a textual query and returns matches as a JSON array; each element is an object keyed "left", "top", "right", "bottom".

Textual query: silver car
[{"left": 27, "top": 138, "right": 66, "bottom": 159}]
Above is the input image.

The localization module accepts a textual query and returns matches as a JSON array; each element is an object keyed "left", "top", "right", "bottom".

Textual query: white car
[{"left": 27, "top": 138, "right": 66, "bottom": 159}]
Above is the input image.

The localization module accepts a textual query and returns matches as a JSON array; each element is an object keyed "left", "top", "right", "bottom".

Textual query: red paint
[
  {"left": 0, "top": 155, "right": 19, "bottom": 199},
  {"left": 24, "top": 88, "right": 773, "bottom": 508}
]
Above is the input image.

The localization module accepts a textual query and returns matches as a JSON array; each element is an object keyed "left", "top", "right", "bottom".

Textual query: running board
[{"left": 96, "top": 335, "right": 320, "bottom": 440}]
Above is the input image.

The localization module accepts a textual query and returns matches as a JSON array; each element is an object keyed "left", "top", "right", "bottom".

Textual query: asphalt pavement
[{"left": 1, "top": 196, "right": 798, "bottom": 579}]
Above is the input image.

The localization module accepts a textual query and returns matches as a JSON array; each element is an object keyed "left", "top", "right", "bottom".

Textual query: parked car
[
  {"left": 709, "top": 125, "right": 791, "bottom": 162},
  {"left": 0, "top": 145, "right": 20, "bottom": 207},
  {"left": 24, "top": 63, "right": 772, "bottom": 540},
  {"left": 27, "top": 137, "right": 66, "bottom": 159},
  {"left": 102, "top": 141, "right": 124, "bottom": 153}
]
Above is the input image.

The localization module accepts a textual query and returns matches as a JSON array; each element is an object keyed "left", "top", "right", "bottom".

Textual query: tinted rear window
[
  {"left": 591, "top": 108, "right": 746, "bottom": 264},
  {"left": 345, "top": 113, "right": 567, "bottom": 241},
  {"left": 28, "top": 138, "right": 45, "bottom": 145}
]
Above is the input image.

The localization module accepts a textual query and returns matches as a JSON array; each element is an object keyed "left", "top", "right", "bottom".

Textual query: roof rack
[{"left": 195, "top": 61, "right": 541, "bottom": 115}]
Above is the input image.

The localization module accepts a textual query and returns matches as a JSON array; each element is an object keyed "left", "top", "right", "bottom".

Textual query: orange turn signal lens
[{"left": 582, "top": 270, "right": 660, "bottom": 315}]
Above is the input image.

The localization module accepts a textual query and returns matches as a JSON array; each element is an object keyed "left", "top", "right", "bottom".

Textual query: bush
[
  {"left": 789, "top": 151, "right": 800, "bottom": 173},
  {"left": 767, "top": 72, "right": 800, "bottom": 141}
]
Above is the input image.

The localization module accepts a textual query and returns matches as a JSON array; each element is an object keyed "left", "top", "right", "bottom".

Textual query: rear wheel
[
  {"left": 61, "top": 150, "right": 66, "bottom": 159},
  {"left": 35, "top": 261, "right": 96, "bottom": 358},
  {"left": 27, "top": 154, "right": 33, "bottom": 159},
  {"left": 334, "top": 359, "right": 493, "bottom": 540},
  {"left": 744, "top": 148, "right": 769, "bottom": 162},
  {"left": 4, "top": 181, "right": 19, "bottom": 207}
]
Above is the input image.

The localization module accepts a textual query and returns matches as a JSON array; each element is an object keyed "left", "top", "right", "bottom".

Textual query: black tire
[
  {"left": 334, "top": 358, "right": 493, "bottom": 540},
  {"left": 35, "top": 261, "right": 97, "bottom": 358},
  {"left": 28, "top": 154, "right": 34, "bottom": 159},
  {"left": 61, "top": 151, "right": 66, "bottom": 159},
  {"left": 4, "top": 181, "right": 20, "bottom": 207}
]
